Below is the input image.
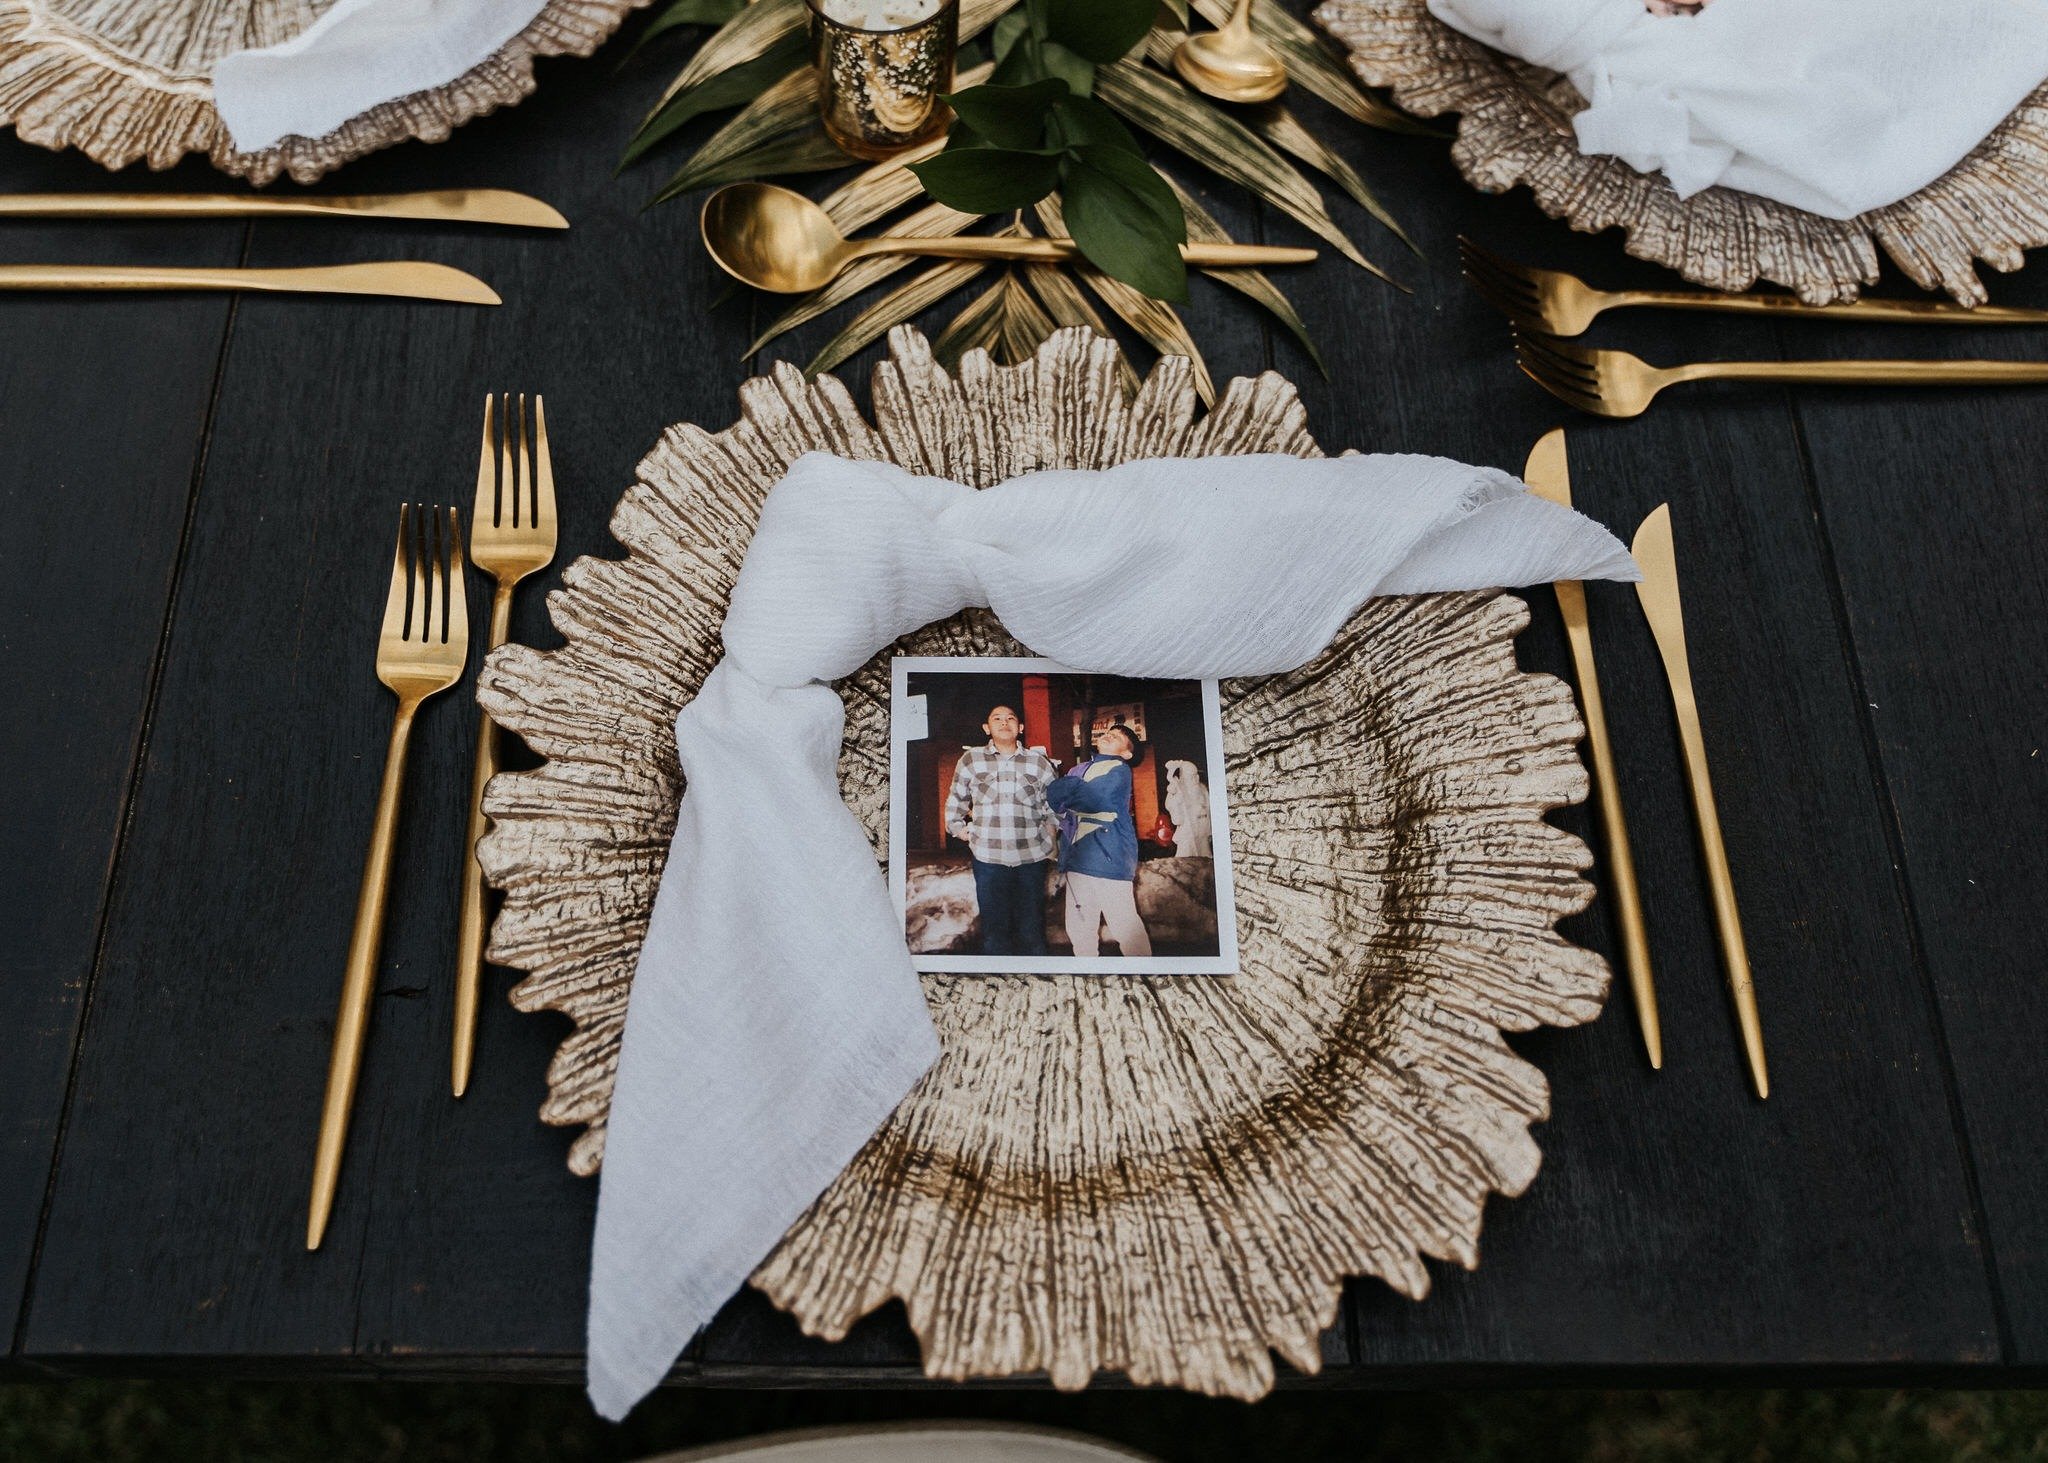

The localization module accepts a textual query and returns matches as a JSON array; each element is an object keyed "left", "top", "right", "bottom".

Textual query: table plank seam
[
  {"left": 1780, "top": 379, "right": 2018, "bottom": 1367},
  {"left": 10, "top": 223, "right": 254, "bottom": 1363}
]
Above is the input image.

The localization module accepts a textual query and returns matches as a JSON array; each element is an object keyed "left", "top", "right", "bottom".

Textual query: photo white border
[{"left": 889, "top": 655, "right": 1240, "bottom": 976}]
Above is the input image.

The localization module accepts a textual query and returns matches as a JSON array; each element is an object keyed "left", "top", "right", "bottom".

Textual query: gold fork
[
  {"left": 311, "top": 505, "right": 469, "bottom": 1250},
  {"left": 1513, "top": 329, "right": 2048, "bottom": 419},
  {"left": 453, "top": 395, "right": 557, "bottom": 1098},
  {"left": 1460, "top": 237, "right": 2048, "bottom": 336}
]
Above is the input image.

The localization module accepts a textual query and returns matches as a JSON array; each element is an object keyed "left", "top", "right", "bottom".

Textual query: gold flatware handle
[
  {"left": 0, "top": 262, "right": 499, "bottom": 304},
  {"left": 1558, "top": 579, "right": 1661, "bottom": 1069},
  {"left": 1523, "top": 429, "right": 1660, "bottom": 1068},
  {"left": 1632, "top": 504, "right": 1766, "bottom": 1099},
  {"left": 1678, "top": 358, "right": 2048, "bottom": 387},
  {"left": 854, "top": 237, "right": 1318, "bottom": 268},
  {"left": 0, "top": 189, "right": 566, "bottom": 229},
  {"left": 453, "top": 585, "right": 515, "bottom": 1098},
  {"left": 309, "top": 702, "right": 417, "bottom": 1251},
  {"left": 1618, "top": 289, "right": 2048, "bottom": 326}
]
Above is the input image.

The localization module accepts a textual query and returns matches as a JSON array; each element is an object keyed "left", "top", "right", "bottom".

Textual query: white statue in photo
[{"left": 1162, "top": 759, "right": 1213, "bottom": 859}]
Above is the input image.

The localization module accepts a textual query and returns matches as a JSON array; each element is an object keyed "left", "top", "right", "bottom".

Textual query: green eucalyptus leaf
[
  {"left": 941, "top": 79, "right": 1069, "bottom": 150},
  {"left": 1043, "top": 0, "right": 1156, "bottom": 63},
  {"left": 911, "top": 147, "right": 1062, "bottom": 212},
  {"left": 1036, "top": 39, "right": 1097, "bottom": 95},
  {"left": 1058, "top": 146, "right": 1187, "bottom": 301},
  {"left": 1049, "top": 93, "right": 1137, "bottom": 152},
  {"left": 618, "top": 32, "right": 807, "bottom": 170},
  {"left": 992, "top": 8, "right": 1029, "bottom": 58}
]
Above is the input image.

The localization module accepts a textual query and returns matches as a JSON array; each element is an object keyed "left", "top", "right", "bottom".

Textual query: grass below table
[{"left": 0, "top": 1384, "right": 2043, "bottom": 1461}]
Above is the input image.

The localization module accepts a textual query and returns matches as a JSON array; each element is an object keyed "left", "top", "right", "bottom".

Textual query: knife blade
[
  {"left": 0, "top": 189, "right": 567, "bottom": 229},
  {"left": 1524, "top": 429, "right": 1662, "bottom": 1069},
  {"left": 0, "top": 261, "right": 500, "bottom": 304},
  {"left": 1631, "top": 503, "right": 1767, "bottom": 1099}
]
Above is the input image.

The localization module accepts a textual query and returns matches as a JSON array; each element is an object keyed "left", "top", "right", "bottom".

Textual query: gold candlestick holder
[{"left": 810, "top": 0, "right": 958, "bottom": 161}]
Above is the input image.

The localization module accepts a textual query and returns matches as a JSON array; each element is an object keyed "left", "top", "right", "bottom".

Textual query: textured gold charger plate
[
  {"left": 1313, "top": 0, "right": 2048, "bottom": 304},
  {"left": 0, "top": 0, "right": 643, "bottom": 183},
  {"left": 474, "top": 326, "right": 1611, "bottom": 1398}
]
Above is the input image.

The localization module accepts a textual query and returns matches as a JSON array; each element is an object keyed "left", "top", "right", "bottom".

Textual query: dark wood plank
[
  {"left": 1779, "top": 290, "right": 2048, "bottom": 1362},
  {"left": 14, "top": 12, "right": 2010, "bottom": 1390},
  {"left": 0, "top": 142, "right": 241, "bottom": 1366},
  {"left": 1287, "top": 116, "right": 2001, "bottom": 1369},
  {"left": 16, "top": 45, "right": 730, "bottom": 1365}
]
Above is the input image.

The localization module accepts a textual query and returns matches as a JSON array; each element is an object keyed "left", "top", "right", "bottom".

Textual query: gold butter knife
[
  {"left": 0, "top": 261, "right": 498, "bottom": 304},
  {"left": 0, "top": 189, "right": 566, "bottom": 229},
  {"left": 1525, "top": 430, "right": 1662, "bottom": 1069},
  {"left": 1632, "top": 504, "right": 1767, "bottom": 1099}
]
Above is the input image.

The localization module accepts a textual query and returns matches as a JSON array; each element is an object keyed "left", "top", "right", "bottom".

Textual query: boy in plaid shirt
[{"left": 944, "top": 704, "right": 1058, "bottom": 956}]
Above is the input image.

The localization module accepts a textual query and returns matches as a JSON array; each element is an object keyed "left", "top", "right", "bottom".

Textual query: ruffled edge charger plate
[
  {"left": 474, "top": 326, "right": 1611, "bottom": 1398},
  {"left": 1312, "top": 0, "right": 2048, "bottom": 304},
  {"left": 0, "top": 0, "right": 645, "bottom": 184}
]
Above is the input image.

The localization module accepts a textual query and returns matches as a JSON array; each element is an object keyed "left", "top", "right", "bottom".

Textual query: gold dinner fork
[
  {"left": 453, "top": 395, "right": 557, "bottom": 1098},
  {"left": 1513, "top": 329, "right": 2048, "bottom": 419},
  {"left": 1460, "top": 237, "right": 2048, "bottom": 336},
  {"left": 310, "top": 504, "right": 469, "bottom": 1251}
]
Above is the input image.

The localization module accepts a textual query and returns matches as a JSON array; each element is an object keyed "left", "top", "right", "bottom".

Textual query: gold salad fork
[
  {"left": 453, "top": 396, "right": 557, "bottom": 1098},
  {"left": 1514, "top": 329, "right": 2048, "bottom": 419},
  {"left": 1460, "top": 237, "right": 2048, "bottom": 336},
  {"left": 310, "top": 505, "right": 469, "bottom": 1250}
]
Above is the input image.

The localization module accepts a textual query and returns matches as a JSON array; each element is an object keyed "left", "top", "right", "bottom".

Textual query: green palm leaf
[
  {"left": 1166, "top": 174, "right": 1325, "bottom": 375},
  {"left": 1035, "top": 194, "right": 1214, "bottom": 404},
  {"left": 650, "top": 0, "right": 804, "bottom": 114},
  {"left": 1250, "top": 105, "right": 1416, "bottom": 254},
  {"left": 1093, "top": 60, "right": 1387, "bottom": 281},
  {"left": 806, "top": 259, "right": 991, "bottom": 376},
  {"left": 747, "top": 201, "right": 985, "bottom": 357}
]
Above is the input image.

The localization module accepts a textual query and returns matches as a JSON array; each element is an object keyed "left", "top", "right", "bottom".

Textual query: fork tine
[
  {"left": 445, "top": 506, "right": 469, "bottom": 649},
  {"left": 1515, "top": 359, "right": 1611, "bottom": 416},
  {"left": 1461, "top": 267, "right": 1543, "bottom": 328},
  {"left": 1516, "top": 331, "right": 1603, "bottom": 387},
  {"left": 532, "top": 395, "right": 556, "bottom": 539},
  {"left": 381, "top": 504, "right": 411, "bottom": 644},
  {"left": 512, "top": 393, "right": 528, "bottom": 530},
  {"left": 498, "top": 393, "right": 515, "bottom": 533},
  {"left": 1461, "top": 251, "right": 1542, "bottom": 311},
  {"left": 474, "top": 394, "right": 498, "bottom": 532},
  {"left": 1457, "top": 239, "right": 1540, "bottom": 295}
]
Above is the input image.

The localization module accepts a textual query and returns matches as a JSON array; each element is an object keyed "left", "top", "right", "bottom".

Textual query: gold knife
[
  {"left": 0, "top": 261, "right": 499, "bottom": 304},
  {"left": 0, "top": 189, "right": 566, "bottom": 229},
  {"left": 1524, "top": 430, "right": 1662, "bottom": 1069},
  {"left": 1631, "top": 504, "right": 1767, "bottom": 1099}
]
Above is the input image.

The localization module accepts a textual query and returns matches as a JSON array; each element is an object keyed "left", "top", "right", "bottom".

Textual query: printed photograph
[{"left": 888, "top": 657, "right": 1238, "bottom": 975}]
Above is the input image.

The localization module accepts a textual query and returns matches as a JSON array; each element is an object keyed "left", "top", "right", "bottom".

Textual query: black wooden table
[{"left": 4, "top": 20, "right": 2045, "bottom": 1391}]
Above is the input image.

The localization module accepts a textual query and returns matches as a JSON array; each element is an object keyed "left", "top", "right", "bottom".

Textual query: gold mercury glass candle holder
[{"left": 810, "top": 0, "right": 958, "bottom": 161}]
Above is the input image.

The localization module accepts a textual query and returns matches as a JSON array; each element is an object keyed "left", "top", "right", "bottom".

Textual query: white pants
[{"left": 1064, "top": 871, "right": 1152, "bottom": 957}]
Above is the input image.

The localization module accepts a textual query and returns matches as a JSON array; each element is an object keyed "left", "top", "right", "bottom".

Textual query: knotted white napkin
[
  {"left": 586, "top": 450, "right": 1639, "bottom": 1419},
  {"left": 1427, "top": 0, "right": 2048, "bottom": 219},
  {"left": 212, "top": 0, "right": 546, "bottom": 152}
]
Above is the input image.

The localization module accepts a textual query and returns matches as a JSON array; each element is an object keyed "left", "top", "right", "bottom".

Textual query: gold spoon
[
  {"left": 1172, "top": 0, "right": 1287, "bottom": 105},
  {"left": 701, "top": 182, "right": 1315, "bottom": 294}
]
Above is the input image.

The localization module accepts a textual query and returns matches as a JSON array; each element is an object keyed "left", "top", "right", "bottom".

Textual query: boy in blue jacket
[{"left": 1046, "top": 723, "right": 1153, "bottom": 958}]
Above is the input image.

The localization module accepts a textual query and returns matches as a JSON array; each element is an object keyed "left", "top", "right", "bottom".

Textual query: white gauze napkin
[
  {"left": 1427, "top": 0, "right": 2048, "bottom": 219},
  {"left": 586, "top": 449, "right": 1640, "bottom": 1419},
  {"left": 212, "top": 0, "right": 546, "bottom": 152}
]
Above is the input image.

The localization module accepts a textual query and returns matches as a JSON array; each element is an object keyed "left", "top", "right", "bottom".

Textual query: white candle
[{"left": 819, "top": 0, "right": 943, "bottom": 30}]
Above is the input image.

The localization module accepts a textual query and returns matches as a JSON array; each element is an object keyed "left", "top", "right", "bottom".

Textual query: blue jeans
[{"left": 970, "top": 858, "right": 1051, "bottom": 956}]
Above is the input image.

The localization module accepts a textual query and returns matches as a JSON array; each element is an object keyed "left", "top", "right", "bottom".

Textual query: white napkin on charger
[
  {"left": 212, "top": 0, "right": 547, "bottom": 152},
  {"left": 1427, "top": 0, "right": 2048, "bottom": 219},
  {"left": 585, "top": 450, "right": 1640, "bottom": 1419}
]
